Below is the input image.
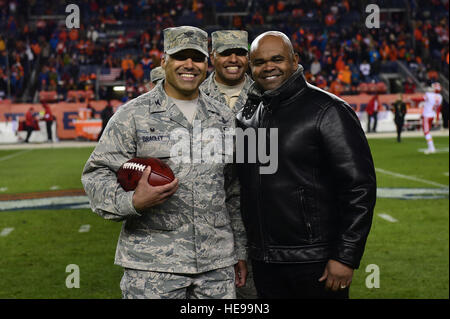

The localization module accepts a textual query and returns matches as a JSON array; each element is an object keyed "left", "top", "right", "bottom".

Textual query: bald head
[
  {"left": 250, "top": 31, "right": 295, "bottom": 60},
  {"left": 249, "top": 31, "right": 298, "bottom": 91}
]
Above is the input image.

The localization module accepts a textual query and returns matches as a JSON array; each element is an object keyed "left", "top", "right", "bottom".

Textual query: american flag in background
[{"left": 98, "top": 68, "right": 121, "bottom": 82}]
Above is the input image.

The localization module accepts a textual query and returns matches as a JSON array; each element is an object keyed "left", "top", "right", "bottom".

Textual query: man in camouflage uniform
[
  {"left": 82, "top": 26, "right": 247, "bottom": 299},
  {"left": 200, "top": 30, "right": 253, "bottom": 114},
  {"left": 200, "top": 30, "right": 257, "bottom": 299}
]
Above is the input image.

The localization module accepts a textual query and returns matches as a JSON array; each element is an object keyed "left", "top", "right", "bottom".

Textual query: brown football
[{"left": 117, "top": 157, "right": 175, "bottom": 191}]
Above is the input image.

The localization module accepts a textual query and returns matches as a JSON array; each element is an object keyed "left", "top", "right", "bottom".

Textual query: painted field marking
[
  {"left": 0, "top": 150, "right": 32, "bottom": 162},
  {"left": 78, "top": 224, "right": 91, "bottom": 233},
  {"left": 375, "top": 168, "right": 449, "bottom": 188},
  {"left": 377, "top": 187, "right": 448, "bottom": 199},
  {"left": 0, "top": 196, "right": 89, "bottom": 212},
  {"left": 0, "top": 227, "right": 14, "bottom": 237},
  {"left": 0, "top": 187, "right": 7, "bottom": 192},
  {"left": 378, "top": 214, "right": 398, "bottom": 223},
  {"left": 50, "top": 185, "right": 60, "bottom": 190},
  {"left": 417, "top": 147, "right": 449, "bottom": 154},
  {"left": 444, "top": 172, "right": 449, "bottom": 177}
]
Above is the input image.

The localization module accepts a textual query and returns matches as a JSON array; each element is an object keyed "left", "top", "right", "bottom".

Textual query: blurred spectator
[
  {"left": 310, "top": 58, "right": 321, "bottom": 76},
  {"left": 121, "top": 54, "right": 135, "bottom": 81},
  {"left": 359, "top": 60, "right": 371, "bottom": 82},
  {"left": 366, "top": 94, "right": 381, "bottom": 133},
  {"left": 141, "top": 53, "right": 154, "bottom": 81},
  {"left": 41, "top": 102, "right": 54, "bottom": 142},
  {"left": 97, "top": 100, "right": 114, "bottom": 141},
  {"left": 404, "top": 77, "right": 416, "bottom": 93},
  {"left": 24, "top": 106, "right": 37, "bottom": 143}
]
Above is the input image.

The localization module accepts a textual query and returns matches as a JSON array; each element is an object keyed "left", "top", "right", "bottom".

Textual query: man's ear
[
  {"left": 293, "top": 53, "right": 299, "bottom": 67},
  {"left": 209, "top": 52, "right": 215, "bottom": 67},
  {"left": 161, "top": 55, "right": 166, "bottom": 69}
]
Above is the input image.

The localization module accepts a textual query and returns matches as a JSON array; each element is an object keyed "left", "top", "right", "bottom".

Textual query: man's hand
[
  {"left": 318, "top": 259, "right": 354, "bottom": 291},
  {"left": 132, "top": 166, "right": 179, "bottom": 213},
  {"left": 234, "top": 260, "right": 248, "bottom": 288}
]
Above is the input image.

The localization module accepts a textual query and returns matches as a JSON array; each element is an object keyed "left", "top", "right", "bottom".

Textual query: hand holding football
[{"left": 117, "top": 157, "right": 175, "bottom": 191}]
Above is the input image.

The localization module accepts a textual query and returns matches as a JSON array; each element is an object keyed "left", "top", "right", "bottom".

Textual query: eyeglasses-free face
[{"left": 162, "top": 49, "right": 208, "bottom": 100}]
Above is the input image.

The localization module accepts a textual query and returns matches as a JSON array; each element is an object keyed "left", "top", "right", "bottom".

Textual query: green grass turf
[
  {"left": 0, "top": 147, "right": 94, "bottom": 194},
  {"left": 0, "top": 209, "right": 122, "bottom": 298},
  {"left": 0, "top": 137, "right": 448, "bottom": 298},
  {"left": 368, "top": 136, "right": 449, "bottom": 188}
]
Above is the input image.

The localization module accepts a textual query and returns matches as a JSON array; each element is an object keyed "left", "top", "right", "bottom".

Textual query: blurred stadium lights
[{"left": 113, "top": 86, "right": 126, "bottom": 92}]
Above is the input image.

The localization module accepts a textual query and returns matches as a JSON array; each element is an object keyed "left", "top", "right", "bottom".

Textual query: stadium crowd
[{"left": 0, "top": 0, "right": 448, "bottom": 102}]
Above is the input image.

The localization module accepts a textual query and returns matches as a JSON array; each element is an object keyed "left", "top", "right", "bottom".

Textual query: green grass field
[{"left": 0, "top": 136, "right": 448, "bottom": 299}]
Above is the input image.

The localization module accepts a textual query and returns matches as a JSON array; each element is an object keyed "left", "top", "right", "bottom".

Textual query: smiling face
[
  {"left": 162, "top": 49, "right": 207, "bottom": 100},
  {"left": 210, "top": 48, "right": 249, "bottom": 86},
  {"left": 250, "top": 35, "right": 298, "bottom": 92}
]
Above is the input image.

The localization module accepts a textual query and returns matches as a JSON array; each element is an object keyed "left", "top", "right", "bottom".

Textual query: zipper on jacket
[
  {"left": 258, "top": 105, "right": 272, "bottom": 262},
  {"left": 299, "top": 188, "right": 313, "bottom": 243}
]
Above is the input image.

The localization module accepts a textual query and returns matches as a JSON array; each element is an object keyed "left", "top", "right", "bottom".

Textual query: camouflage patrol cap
[
  {"left": 163, "top": 26, "right": 209, "bottom": 57},
  {"left": 150, "top": 66, "right": 165, "bottom": 83},
  {"left": 212, "top": 30, "right": 248, "bottom": 54}
]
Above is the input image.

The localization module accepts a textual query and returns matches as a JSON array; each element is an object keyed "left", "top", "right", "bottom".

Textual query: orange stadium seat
[
  {"left": 376, "top": 82, "right": 387, "bottom": 93},
  {"left": 357, "top": 83, "right": 369, "bottom": 93},
  {"left": 39, "top": 91, "right": 58, "bottom": 102}
]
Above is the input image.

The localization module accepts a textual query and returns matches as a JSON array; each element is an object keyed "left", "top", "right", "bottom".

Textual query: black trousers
[
  {"left": 25, "top": 125, "right": 33, "bottom": 142},
  {"left": 395, "top": 118, "right": 404, "bottom": 142},
  {"left": 251, "top": 260, "right": 349, "bottom": 299},
  {"left": 367, "top": 112, "right": 378, "bottom": 132},
  {"left": 46, "top": 121, "right": 52, "bottom": 141}
]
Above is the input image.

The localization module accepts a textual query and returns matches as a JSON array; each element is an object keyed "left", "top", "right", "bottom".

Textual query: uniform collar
[{"left": 148, "top": 80, "right": 220, "bottom": 128}]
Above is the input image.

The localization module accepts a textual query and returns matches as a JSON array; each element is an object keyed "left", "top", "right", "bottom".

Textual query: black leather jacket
[{"left": 236, "top": 66, "right": 376, "bottom": 269}]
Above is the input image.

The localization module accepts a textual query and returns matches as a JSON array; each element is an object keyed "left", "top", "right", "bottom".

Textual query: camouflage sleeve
[
  {"left": 81, "top": 107, "right": 141, "bottom": 221},
  {"left": 224, "top": 162, "right": 247, "bottom": 261}
]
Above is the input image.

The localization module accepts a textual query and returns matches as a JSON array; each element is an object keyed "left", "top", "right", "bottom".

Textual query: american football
[{"left": 117, "top": 157, "right": 175, "bottom": 191}]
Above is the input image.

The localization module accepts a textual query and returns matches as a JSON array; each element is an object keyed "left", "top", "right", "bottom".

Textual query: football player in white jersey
[{"left": 422, "top": 82, "right": 443, "bottom": 154}]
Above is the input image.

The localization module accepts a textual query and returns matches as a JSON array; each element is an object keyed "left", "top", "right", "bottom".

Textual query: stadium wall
[{"left": 0, "top": 93, "right": 428, "bottom": 142}]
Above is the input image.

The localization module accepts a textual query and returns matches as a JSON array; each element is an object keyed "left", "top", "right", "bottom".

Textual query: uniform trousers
[{"left": 120, "top": 266, "right": 235, "bottom": 299}]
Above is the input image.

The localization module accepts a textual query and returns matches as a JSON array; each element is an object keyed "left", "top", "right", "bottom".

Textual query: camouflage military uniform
[
  {"left": 150, "top": 66, "right": 165, "bottom": 84},
  {"left": 120, "top": 266, "right": 235, "bottom": 299},
  {"left": 200, "top": 72, "right": 253, "bottom": 114},
  {"left": 200, "top": 30, "right": 257, "bottom": 299},
  {"left": 81, "top": 26, "right": 246, "bottom": 299},
  {"left": 82, "top": 81, "right": 246, "bottom": 271}
]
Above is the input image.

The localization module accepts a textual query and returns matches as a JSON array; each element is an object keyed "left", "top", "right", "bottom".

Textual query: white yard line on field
[
  {"left": 0, "top": 150, "right": 32, "bottom": 162},
  {"left": 375, "top": 168, "right": 449, "bottom": 189},
  {"left": 0, "top": 227, "right": 14, "bottom": 237},
  {"left": 78, "top": 224, "right": 91, "bottom": 233},
  {"left": 378, "top": 213, "right": 398, "bottom": 223}
]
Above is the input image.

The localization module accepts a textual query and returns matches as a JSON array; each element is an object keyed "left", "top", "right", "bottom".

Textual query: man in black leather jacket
[{"left": 236, "top": 31, "right": 377, "bottom": 299}]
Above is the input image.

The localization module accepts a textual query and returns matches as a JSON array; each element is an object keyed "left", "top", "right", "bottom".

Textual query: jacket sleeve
[
  {"left": 81, "top": 108, "right": 141, "bottom": 221},
  {"left": 318, "top": 102, "right": 377, "bottom": 269},
  {"left": 224, "top": 162, "right": 247, "bottom": 261}
]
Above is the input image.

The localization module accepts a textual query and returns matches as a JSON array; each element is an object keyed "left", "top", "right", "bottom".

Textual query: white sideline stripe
[
  {"left": 417, "top": 147, "right": 449, "bottom": 154},
  {"left": 0, "top": 150, "right": 32, "bottom": 162},
  {"left": 78, "top": 224, "right": 91, "bottom": 233},
  {"left": 375, "top": 168, "right": 449, "bottom": 188},
  {"left": 0, "top": 196, "right": 89, "bottom": 211},
  {"left": 378, "top": 214, "right": 398, "bottom": 223},
  {"left": 0, "top": 227, "right": 14, "bottom": 236}
]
